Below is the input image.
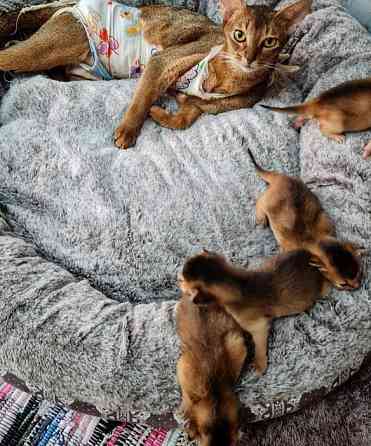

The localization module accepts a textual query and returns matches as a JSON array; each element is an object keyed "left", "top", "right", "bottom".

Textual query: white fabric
[
  {"left": 175, "top": 45, "right": 233, "bottom": 99},
  {"left": 56, "top": 0, "right": 232, "bottom": 99},
  {"left": 67, "top": 0, "right": 159, "bottom": 80}
]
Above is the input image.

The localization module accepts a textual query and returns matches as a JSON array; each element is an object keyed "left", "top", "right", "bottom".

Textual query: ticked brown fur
[
  {"left": 247, "top": 149, "right": 362, "bottom": 290},
  {"left": 176, "top": 292, "right": 247, "bottom": 446},
  {"left": 0, "top": 0, "right": 311, "bottom": 149},
  {"left": 261, "top": 78, "right": 371, "bottom": 158},
  {"left": 180, "top": 249, "right": 330, "bottom": 376}
]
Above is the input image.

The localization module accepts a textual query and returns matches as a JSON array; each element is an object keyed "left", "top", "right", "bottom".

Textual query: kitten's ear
[
  {"left": 190, "top": 288, "right": 215, "bottom": 305},
  {"left": 220, "top": 0, "right": 246, "bottom": 24},
  {"left": 274, "top": 0, "right": 311, "bottom": 34},
  {"left": 355, "top": 248, "right": 368, "bottom": 257},
  {"left": 342, "top": 241, "right": 367, "bottom": 257}
]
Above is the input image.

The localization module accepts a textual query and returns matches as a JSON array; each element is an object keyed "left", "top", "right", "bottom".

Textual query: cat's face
[
  {"left": 315, "top": 239, "right": 363, "bottom": 291},
  {"left": 220, "top": 0, "right": 311, "bottom": 73}
]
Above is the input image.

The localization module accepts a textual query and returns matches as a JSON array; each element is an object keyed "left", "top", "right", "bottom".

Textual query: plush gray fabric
[
  {"left": 0, "top": 0, "right": 370, "bottom": 424},
  {"left": 241, "top": 353, "right": 371, "bottom": 446}
]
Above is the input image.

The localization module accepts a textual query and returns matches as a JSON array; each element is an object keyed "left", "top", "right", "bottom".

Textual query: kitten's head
[
  {"left": 310, "top": 239, "right": 363, "bottom": 290},
  {"left": 179, "top": 250, "right": 246, "bottom": 305},
  {"left": 179, "top": 250, "right": 228, "bottom": 304},
  {"left": 220, "top": 0, "right": 311, "bottom": 73}
]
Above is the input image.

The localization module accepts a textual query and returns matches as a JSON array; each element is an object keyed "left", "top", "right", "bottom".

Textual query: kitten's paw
[
  {"left": 328, "top": 133, "right": 345, "bottom": 144},
  {"left": 292, "top": 115, "right": 307, "bottom": 129},
  {"left": 362, "top": 141, "right": 371, "bottom": 159},
  {"left": 184, "top": 423, "right": 198, "bottom": 441},
  {"left": 114, "top": 124, "right": 138, "bottom": 149},
  {"left": 252, "top": 358, "right": 267, "bottom": 376},
  {"left": 256, "top": 214, "right": 268, "bottom": 227}
]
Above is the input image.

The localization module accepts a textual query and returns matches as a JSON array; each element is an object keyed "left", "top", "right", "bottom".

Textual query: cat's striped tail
[
  {"left": 260, "top": 103, "right": 306, "bottom": 115},
  {"left": 247, "top": 149, "right": 279, "bottom": 184}
]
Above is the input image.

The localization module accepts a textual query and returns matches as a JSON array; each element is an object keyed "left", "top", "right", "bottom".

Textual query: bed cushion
[{"left": 0, "top": 0, "right": 370, "bottom": 426}]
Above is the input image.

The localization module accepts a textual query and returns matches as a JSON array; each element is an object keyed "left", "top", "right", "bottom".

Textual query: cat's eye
[
  {"left": 263, "top": 37, "right": 279, "bottom": 48},
  {"left": 233, "top": 29, "right": 246, "bottom": 43}
]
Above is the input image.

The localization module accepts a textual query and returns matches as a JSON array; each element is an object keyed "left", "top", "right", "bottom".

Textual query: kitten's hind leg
[
  {"left": 0, "top": 13, "right": 89, "bottom": 72},
  {"left": 224, "top": 330, "right": 247, "bottom": 382},
  {"left": 362, "top": 140, "right": 371, "bottom": 159},
  {"left": 292, "top": 114, "right": 307, "bottom": 129},
  {"left": 255, "top": 194, "right": 269, "bottom": 227},
  {"left": 245, "top": 318, "right": 270, "bottom": 376},
  {"left": 319, "top": 114, "right": 345, "bottom": 143},
  {"left": 150, "top": 103, "right": 202, "bottom": 129}
]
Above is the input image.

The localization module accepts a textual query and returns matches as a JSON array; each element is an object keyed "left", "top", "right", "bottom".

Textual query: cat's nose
[{"left": 240, "top": 56, "right": 249, "bottom": 66}]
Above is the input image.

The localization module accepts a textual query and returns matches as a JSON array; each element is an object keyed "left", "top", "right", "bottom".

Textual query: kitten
[
  {"left": 247, "top": 148, "right": 362, "bottom": 290},
  {"left": 261, "top": 78, "right": 371, "bottom": 158},
  {"left": 0, "top": 0, "right": 311, "bottom": 149},
  {"left": 179, "top": 249, "right": 330, "bottom": 376},
  {"left": 176, "top": 288, "right": 247, "bottom": 446}
]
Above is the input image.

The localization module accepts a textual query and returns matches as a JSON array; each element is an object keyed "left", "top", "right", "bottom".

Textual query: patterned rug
[
  {"left": 0, "top": 380, "right": 189, "bottom": 446},
  {"left": 1, "top": 353, "right": 371, "bottom": 446}
]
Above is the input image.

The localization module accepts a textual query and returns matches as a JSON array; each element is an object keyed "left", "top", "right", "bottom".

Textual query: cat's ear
[
  {"left": 220, "top": 0, "right": 246, "bottom": 24},
  {"left": 343, "top": 242, "right": 368, "bottom": 257},
  {"left": 189, "top": 288, "right": 215, "bottom": 305},
  {"left": 274, "top": 0, "right": 311, "bottom": 34}
]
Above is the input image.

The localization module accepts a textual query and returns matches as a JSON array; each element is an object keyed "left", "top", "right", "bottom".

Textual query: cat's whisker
[
  {"left": 255, "top": 62, "right": 300, "bottom": 75},
  {"left": 218, "top": 52, "right": 253, "bottom": 74}
]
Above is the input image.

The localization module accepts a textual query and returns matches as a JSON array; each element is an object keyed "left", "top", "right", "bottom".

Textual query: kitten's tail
[
  {"left": 247, "top": 148, "right": 278, "bottom": 183},
  {"left": 260, "top": 102, "right": 314, "bottom": 117}
]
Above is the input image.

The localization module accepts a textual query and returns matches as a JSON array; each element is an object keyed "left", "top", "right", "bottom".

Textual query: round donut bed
[{"left": 0, "top": 0, "right": 370, "bottom": 439}]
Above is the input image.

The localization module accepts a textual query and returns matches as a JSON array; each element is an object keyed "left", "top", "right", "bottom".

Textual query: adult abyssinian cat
[{"left": 0, "top": 0, "right": 311, "bottom": 149}]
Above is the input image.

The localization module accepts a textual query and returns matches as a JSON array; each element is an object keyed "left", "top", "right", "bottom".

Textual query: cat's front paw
[
  {"left": 252, "top": 357, "right": 267, "bottom": 376},
  {"left": 114, "top": 123, "right": 139, "bottom": 149},
  {"left": 150, "top": 105, "right": 172, "bottom": 128}
]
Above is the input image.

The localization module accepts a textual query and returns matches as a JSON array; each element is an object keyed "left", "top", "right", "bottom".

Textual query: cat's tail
[
  {"left": 260, "top": 102, "right": 316, "bottom": 117},
  {"left": 247, "top": 149, "right": 278, "bottom": 183}
]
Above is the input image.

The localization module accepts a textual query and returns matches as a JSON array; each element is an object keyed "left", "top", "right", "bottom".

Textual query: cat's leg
[
  {"left": 114, "top": 41, "right": 211, "bottom": 149},
  {"left": 149, "top": 102, "right": 202, "bottom": 129},
  {"left": 0, "top": 4, "right": 62, "bottom": 41},
  {"left": 362, "top": 140, "right": 371, "bottom": 159},
  {"left": 0, "top": 13, "right": 89, "bottom": 72},
  {"left": 150, "top": 86, "right": 267, "bottom": 131},
  {"left": 185, "top": 83, "right": 267, "bottom": 115},
  {"left": 243, "top": 318, "right": 270, "bottom": 376},
  {"left": 177, "top": 353, "right": 199, "bottom": 440},
  {"left": 227, "top": 308, "right": 270, "bottom": 376},
  {"left": 255, "top": 194, "right": 269, "bottom": 227},
  {"left": 224, "top": 330, "right": 247, "bottom": 382},
  {"left": 292, "top": 114, "right": 307, "bottom": 129},
  {"left": 318, "top": 115, "right": 345, "bottom": 143}
]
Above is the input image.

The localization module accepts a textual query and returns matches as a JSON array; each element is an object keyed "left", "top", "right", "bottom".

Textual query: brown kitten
[
  {"left": 0, "top": 0, "right": 311, "bottom": 149},
  {"left": 180, "top": 249, "right": 330, "bottom": 376},
  {"left": 261, "top": 78, "right": 371, "bottom": 158},
  {"left": 247, "top": 148, "right": 362, "bottom": 290},
  {"left": 176, "top": 290, "right": 247, "bottom": 446}
]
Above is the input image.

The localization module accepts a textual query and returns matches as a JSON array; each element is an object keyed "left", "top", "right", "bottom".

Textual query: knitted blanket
[
  {"left": 0, "top": 353, "right": 370, "bottom": 445},
  {"left": 0, "top": 0, "right": 370, "bottom": 428}
]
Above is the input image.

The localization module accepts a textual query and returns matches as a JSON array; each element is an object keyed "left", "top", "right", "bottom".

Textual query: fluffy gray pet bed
[{"left": 0, "top": 0, "right": 370, "bottom": 427}]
